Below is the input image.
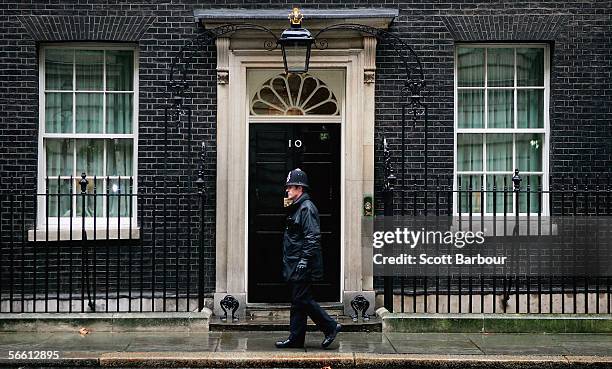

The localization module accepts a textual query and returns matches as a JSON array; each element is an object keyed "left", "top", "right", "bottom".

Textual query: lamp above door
[{"left": 278, "top": 8, "right": 314, "bottom": 74}]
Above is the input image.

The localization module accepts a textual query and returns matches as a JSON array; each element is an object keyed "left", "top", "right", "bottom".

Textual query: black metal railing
[
  {"left": 2, "top": 168, "right": 611, "bottom": 314},
  {"left": 0, "top": 173, "right": 209, "bottom": 313},
  {"left": 380, "top": 168, "right": 612, "bottom": 314}
]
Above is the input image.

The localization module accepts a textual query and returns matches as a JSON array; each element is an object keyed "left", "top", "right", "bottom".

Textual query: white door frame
[
  {"left": 246, "top": 68, "right": 345, "bottom": 305},
  {"left": 213, "top": 40, "right": 377, "bottom": 316}
]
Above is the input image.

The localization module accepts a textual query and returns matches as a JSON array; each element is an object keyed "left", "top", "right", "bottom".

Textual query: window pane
[
  {"left": 517, "top": 175, "right": 542, "bottom": 213},
  {"left": 486, "top": 133, "right": 512, "bottom": 171},
  {"left": 45, "top": 49, "right": 73, "bottom": 90},
  {"left": 457, "top": 47, "right": 484, "bottom": 87},
  {"left": 458, "top": 90, "right": 484, "bottom": 128},
  {"left": 108, "top": 178, "right": 132, "bottom": 217},
  {"left": 252, "top": 100, "right": 282, "bottom": 115},
  {"left": 47, "top": 179, "right": 72, "bottom": 218},
  {"left": 269, "top": 76, "right": 290, "bottom": 109},
  {"left": 487, "top": 48, "right": 514, "bottom": 87},
  {"left": 45, "top": 93, "right": 73, "bottom": 133},
  {"left": 288, "top": 73, "right": 301, "bottom": 106},
  {"left": 75, "top": 93, "right": 103, "bottom": 133},
  {"left": 457, "top": 134, "right": 483, "bottom": 171},
  {"left": 75, "top": 178, "right": 103, "bottom": 217},
  {"left": 46, "top": 139, "right": 73, "bottom": 176},
  {"left": 76, "top": 139, "right": 104, "bottom": 177},
  {"left": 516, "top": 133, "right": 543, "bottom": 172},
  {"left": 75, "top": 50, "right": 103, "bottom": 90},
  {"left": 302, "top": 86, "right": 332, "bottom": 112},
  {"left": 517, "top": 89, "right": 544, "bottom": 128},
  {"left": 486, "top": 175, "right": 514, "bottom": 214},
  {"left": 106, "top": 50, "right": 134, "bottom": 91},
  {"left": 307, "top": 101, "right": 338, "bottom": 115},
  {"left": 254, "top": 86, "right": 286, "bottom": 114},
  {"left": 488, "top": 89, "right": 513, "bottom": 128},
  {"left": 517, "top": 48, "right": 544, "bottom": 86},
  {"left": 283, "top": 42, "right": 308, "bottom": 73},
  {"left": 107, "top": 93, "right": 133, "bottom": 133},
  {"left": 107, "top": 139, "right": 133, "bottom": 176},
  {"left": 457, "top": 175, "right": 482, "bottom": 214}
]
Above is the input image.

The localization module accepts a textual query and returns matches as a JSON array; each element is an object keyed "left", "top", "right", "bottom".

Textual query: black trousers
[{"left": 288, "top": 282, "right": 336, "bottom": 343}]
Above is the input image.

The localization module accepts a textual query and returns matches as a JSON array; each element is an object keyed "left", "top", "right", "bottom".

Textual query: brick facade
[{"left": 0, "top": 1, "right": 610, "bottom": 302}]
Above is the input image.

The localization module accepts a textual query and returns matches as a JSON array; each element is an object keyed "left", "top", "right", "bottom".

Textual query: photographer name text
[{"left": 373, "top": 253, "right": 508, "bottom": 265}]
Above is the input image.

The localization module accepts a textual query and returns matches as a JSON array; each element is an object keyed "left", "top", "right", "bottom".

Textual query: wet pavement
[{"left": 0, "top": 331, "right": 611, "bottom": 367}]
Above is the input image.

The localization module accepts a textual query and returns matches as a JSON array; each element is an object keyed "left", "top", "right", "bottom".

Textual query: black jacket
[{"left": 282, "top": 192, "right": 324, "bottom": 282}]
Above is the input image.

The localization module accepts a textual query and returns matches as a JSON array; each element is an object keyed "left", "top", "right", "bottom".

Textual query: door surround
[
  {"left": 213, "top": 34, "right": 379, "bottom": 317},
  {"left": 246, "top": 69, "right": 344, "bottom": 305}
]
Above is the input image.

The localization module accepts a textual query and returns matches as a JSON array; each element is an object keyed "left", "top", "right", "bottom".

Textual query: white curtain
[{"left": 76, "top": 93, "right": 103, "bottom": 133}]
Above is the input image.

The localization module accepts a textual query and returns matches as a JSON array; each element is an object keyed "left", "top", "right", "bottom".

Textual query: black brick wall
[{"left": 0, "top": 1, "right": 610, "bottom": 302}]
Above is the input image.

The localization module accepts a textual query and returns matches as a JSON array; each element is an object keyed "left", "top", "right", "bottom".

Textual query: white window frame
[
  {"left": 36, "top": 43, "right": 139, "bottom": 236},
  {"left": 453, "top": 43, "right": 550, "bottom": 216}
]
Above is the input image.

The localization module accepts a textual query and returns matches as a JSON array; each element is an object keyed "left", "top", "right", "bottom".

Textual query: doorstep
[{"left": 210, "top": 314, "right": 381, "bottom": 332}]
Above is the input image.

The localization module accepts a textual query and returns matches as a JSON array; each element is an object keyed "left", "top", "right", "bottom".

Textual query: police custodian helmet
[{"left": 285, "top": 168, "right": 309, "bottom": 189}]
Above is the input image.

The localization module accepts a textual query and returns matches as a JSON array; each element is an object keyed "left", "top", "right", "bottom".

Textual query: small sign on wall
[{"left": 363, "top": 195, "right": 373, "bottom": 217}]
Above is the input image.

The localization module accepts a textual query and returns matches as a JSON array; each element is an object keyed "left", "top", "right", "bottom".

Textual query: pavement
[{"left": 0, "top": 330, "right": 611, "bottom": 368}]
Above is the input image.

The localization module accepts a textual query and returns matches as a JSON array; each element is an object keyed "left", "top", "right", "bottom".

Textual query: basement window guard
[
  {"left": 28, "top": 224, "right": 140, "bottom": 242},
  {"left": 37, "top": 44, "right": 138, "bottom": 238},
  {"left": 454, "top": 44, "right": 550, "bottom": 215}
]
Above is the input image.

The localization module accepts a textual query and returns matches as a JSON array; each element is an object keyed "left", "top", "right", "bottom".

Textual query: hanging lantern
[{"left": 278, "top": 8, "right": 314, "bottom": 74}]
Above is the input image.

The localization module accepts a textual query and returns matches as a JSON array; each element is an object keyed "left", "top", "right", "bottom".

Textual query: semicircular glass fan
[{"left": 251, "top": 73, "right": 339, "bottom": 116}]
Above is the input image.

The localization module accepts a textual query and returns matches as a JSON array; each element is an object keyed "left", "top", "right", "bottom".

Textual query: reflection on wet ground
[{"left": 1, "top": 331, "right": 611, "bottom": 356}]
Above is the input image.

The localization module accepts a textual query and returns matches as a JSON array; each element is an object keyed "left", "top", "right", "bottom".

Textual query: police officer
[{"left": 275, "top": 168, "right": 341, "bottom": 349}]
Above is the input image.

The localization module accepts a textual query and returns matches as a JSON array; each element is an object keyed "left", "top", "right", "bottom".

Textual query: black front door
[{"left": 248, "top": 123, "right": 341, "bottom": 303}]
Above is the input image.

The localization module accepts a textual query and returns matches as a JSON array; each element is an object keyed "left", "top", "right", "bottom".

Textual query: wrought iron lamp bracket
[
  {"left": 163, "top": 18, "right": 429, "bottom": 197},
  {"left": 165, "top": 23, "right": 280, "bottom": 127},
  {"left": 312, "top": 23, "right": 426, "bottom": 111},
  {"left": 166, "top": 22, "right": 427, "bottom": 124}
]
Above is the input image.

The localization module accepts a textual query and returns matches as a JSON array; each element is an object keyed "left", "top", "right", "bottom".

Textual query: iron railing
[
  {"left": 2, "top": 170, "right": 611, "bottom": 314},
  {"left": 0, "top": 174, "right": 209, "bottom": 313},
  {"left": 380, "top": 168, "right": 612, "bottom": 314}
]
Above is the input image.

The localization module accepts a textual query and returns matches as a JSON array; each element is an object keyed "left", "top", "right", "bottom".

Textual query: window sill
[{"left": 28, "top": 227, "right": 140, "bottom": 242}]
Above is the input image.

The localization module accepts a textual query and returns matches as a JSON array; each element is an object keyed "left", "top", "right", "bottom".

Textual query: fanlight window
[{"left": 250, "top": 73, "right": 339, "bottom": 116}]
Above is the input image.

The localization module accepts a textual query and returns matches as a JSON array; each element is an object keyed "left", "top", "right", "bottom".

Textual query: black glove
[{"left": 296, "top": 258, "right": 308, "bottom": 270}]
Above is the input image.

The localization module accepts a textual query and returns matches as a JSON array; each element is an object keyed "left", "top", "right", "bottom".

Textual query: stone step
[
  {"left": 210, "top": 314, "right": 381, "bottom": 332},
  {"left": 245, "top": 303, "right": 345, "bottom": 320}
]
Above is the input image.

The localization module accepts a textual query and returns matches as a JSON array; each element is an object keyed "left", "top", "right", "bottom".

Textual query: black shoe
[
  {"left": 275, "top": 338, "right": 304, "bottom": 348},
  {"left": 321, "top": 323, "right": 341, "bottom": 348}
]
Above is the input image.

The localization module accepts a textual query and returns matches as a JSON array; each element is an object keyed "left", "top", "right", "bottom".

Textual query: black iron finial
[
  {"left": 79, "top": 173, "right": 88, "bottom": 194},
  {"left": 512, "top": 169, "right": 522, "bottom": 192}
]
